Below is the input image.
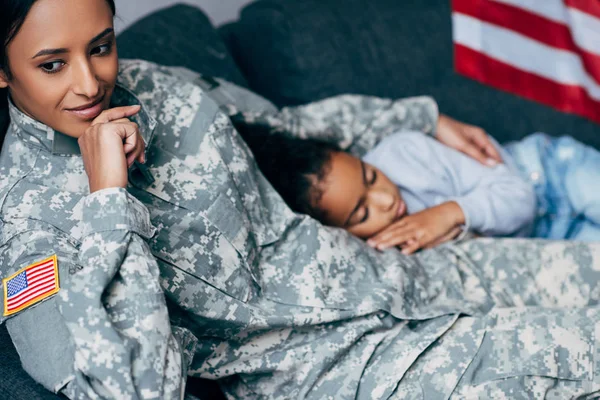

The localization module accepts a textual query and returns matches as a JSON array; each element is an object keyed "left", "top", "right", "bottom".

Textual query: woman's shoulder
[
  {"left": 117, "top": 59, "right": 201, "bottom": 99},
  {"left": 119, "top": 59, "right": 186, "bottom": 78},
  {"left": 116, "top": 59, "right": 209, "bottom": 121}
]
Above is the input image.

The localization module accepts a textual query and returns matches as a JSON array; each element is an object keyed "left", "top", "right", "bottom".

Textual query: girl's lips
[{"left": 66, "top": 98, "right": 104, "bottom": 120}]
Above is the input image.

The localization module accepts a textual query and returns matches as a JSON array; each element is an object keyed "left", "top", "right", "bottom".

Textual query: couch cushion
[
  {"left": 229, "top": 0, "right": 600, "bottom": 147},
  {"left": 0, "top": 325, "right": 65, "bottom": 399},
  {"left": 117, "top": 4, "right": 248, "bottom": 87},
  {"left": 0, "top": 321, "right": 224, "bottom": 399}
]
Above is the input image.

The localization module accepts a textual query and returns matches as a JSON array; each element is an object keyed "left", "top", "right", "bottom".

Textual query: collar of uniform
[
  {"left": 7, "top": 96, "right": 55, "bottom": 152},
  {"left": 7, "top": 83, "right": 157, "bottom": 156}
]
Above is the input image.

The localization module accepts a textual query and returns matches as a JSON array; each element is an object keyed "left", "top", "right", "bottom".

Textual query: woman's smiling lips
[{"left": 65, "top": 96, "right": 104, "bottom": 120}]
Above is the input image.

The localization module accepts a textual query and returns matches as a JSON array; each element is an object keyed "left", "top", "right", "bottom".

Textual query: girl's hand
[
  {"left": 78, "top": 105, "right": 145, "bottom": 193},
  {"left": 436, "top": 114, "right": 502, "bottom": 166},
  {"left": 367, "top": 201, "right": 465, "bottom": 255}
]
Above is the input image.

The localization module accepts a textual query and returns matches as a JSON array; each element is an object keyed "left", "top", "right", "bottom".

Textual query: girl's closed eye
[
  {"left": 354, "top": 169, "right": 376, "bottom": 224},
  {"left": 360, "top": 207, "right": 370, "bottom": 224},
  {"left": 370, "top": 169, "right": 378, "bottom": 185}
]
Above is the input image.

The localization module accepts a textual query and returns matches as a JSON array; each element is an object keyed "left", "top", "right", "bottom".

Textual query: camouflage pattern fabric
[{"left": 1, "top": 60, "right": 600, "bottom": 399}]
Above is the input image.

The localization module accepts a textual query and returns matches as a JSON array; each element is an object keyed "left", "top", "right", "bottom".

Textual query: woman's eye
[
  {"left": 91, "top": 43, "right": 111, "bottom": 56},
  {"left": 40, "top": 61, "right": 65, "bottom": 74}
]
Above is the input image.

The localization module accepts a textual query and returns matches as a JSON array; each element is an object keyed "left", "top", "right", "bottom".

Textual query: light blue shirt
[{"left": 362, "top": 131, "right": 537, "bottom": 237}]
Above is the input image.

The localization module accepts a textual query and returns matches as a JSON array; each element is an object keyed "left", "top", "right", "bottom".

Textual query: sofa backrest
[
  {"left": 228, "top": 0, "right": 600, "bottom": 146},
  {"left": 117, "top": 4, "right": 248, "bottom": 87},
  {"left": 231, "top": 0, "right": 445, "bottom": 105}
]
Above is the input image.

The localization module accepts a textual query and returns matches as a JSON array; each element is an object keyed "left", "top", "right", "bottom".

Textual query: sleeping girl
[{"left": 232, "top": 116, "right": 600, "bottom": 254}]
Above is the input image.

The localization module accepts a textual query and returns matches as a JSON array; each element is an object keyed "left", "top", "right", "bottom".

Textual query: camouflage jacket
[{"left": 1, "top": 60, "right": 600, "bottom": 400}]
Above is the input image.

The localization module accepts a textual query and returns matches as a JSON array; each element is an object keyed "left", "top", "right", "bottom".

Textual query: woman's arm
[
  {"left": 49, "top": 105, "right": 191, "bottom": 398},
  {"left": 64, "top": 188, "right": 190, "bottom": 399},
  {"left": 233, "top": 93, "right": 502, "bottom": 165},
  {"left": 277, "top": 95, "right": 439, "bottom": 157},
  {"left": 0, "top": 192, "right": 190, "bottom": 399}
]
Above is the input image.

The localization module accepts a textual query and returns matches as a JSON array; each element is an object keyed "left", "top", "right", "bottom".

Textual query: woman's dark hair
[
  {"left": 0, "top": 0, "right": 116, "bottom": 78},
  {"left": 0, "top": 0, "right": 116, "bottom": 147},
  {"left": 231, "top": 114, "right": 340, "bottom": 221}
]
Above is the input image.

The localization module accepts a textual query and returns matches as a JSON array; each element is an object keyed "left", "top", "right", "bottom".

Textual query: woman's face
[
  {"left": 317, "top": 151, "right": 407, "bottom": 239},
  {"left": 0, "top": 0, "right": 117, "bottom": 138}
]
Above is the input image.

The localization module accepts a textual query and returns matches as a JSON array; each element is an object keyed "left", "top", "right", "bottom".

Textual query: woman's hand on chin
[{"left": 78, "top": 105, "right": 145, "bottom": 193}]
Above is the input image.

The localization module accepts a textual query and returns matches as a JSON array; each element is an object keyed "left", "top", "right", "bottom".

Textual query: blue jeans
[{"left": 504, "top": 133, "right": 600, "bottom": 241}]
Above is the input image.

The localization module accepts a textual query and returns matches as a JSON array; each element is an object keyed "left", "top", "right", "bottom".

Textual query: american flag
[
  {"left": 3, "top": 255, "right": 59, "bottom": 317},
  {"left": 452, "top": 0, "right": 600, "bottom": 124}
]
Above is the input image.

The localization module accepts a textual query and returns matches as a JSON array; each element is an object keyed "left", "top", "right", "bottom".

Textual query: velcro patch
[{"left": 3, "top": 255, "right": 59, "bottom": 317}]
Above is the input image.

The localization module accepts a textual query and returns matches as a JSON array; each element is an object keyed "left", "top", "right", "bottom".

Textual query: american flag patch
[{"left": 3, "top": 255, "right": 59, "bottom": 317}]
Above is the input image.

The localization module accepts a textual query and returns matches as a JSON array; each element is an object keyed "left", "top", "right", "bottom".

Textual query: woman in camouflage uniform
[{"left": 1, "top": 1, "right": 600, "bottom": 399}]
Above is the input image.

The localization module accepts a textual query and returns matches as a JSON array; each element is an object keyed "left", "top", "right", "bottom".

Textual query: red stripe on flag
[
  {"left": 26, "top": 260, "right": 54, "bottom": 276},
  {"left": 23, "top": 270, "right": 54, "bottom": 286},
  {"left": 24, "top": 270, "right": 54, "bottom": 286},
  {"left": 7, "top": 279, "right": 56, "bottom": 307},
  {"left": 5, "top": 266, "right": 54, "bottom": 302},
  {"left": 453, "top": 0, "right": 600, "bottom": 84},
  {"left": 454, "top": 0, "right": 573, "bottom": 51},
  {"left": 455, "top": 43, "right": 600, "bottom": 124},
  {"left": 565, "top": 0, "right": 600, "bottom": 20},
  {"left": 7, "top": 275, "right": 56, "bottom": 306},
  {"left": 6, "top": 261, "right": 56, "bottom": 304},
  {"left": 6, "top": 281, "right": 57, "bottom": 310},
  {"left": 27, "top": 266, "right": 54, "bottom": 283},
  {"left": 27, "top": 266, "right": 54, "bottom": 281},
  {"left": 9, "top": 270, "right": 54, "bottom": 296}
]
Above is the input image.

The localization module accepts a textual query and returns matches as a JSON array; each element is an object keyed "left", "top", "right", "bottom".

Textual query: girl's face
[
  {"left": 0, "top": 0, "right": 118, "bottom": 138},
  {"left": 317, "top": 151, "right": 407, "bottom": 239}
]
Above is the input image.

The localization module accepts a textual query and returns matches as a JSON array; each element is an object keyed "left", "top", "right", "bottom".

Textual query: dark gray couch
[{"left": 1, "top": 1, "right": 598, "bottom": 399}]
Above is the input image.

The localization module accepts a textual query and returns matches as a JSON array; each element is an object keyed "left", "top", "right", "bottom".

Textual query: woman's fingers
[
  {"left": 124, "top": 132, "right": 146, "bottom": 168},
  {"left": 91, "top": 105, "right": 141, "bottom": 126},
  {"left": 438, "top": 114, "right": 502, "bottom": 166},
  {"left": 120, "top": 125, "right": 138, "bottom": 153},
  {"left": 80, "top": 106, "right": 147, "bottom": 192},
  {"left": 137, "top": 147, "right": 146, "bottom": 164},
  {"left": 461, "top": 143, "right": 490, "bottom": 166},
  {"left": 79, "top": 123, "right": 131, "bottom": 192},
  {"left": 483, "top": 142, "right": 503, "bottom": 164},
  {"left": 126, "top": 151, "right": 138, "bottom": 168},
  {"left": 110, "top": 119, "right": 145, "bottom": 166},
  {"left": 109, "top": 117, "right": 133, "bottom": 125},
  {"left": 466, "top": 126, "right": 503, "bottom": 164}
]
